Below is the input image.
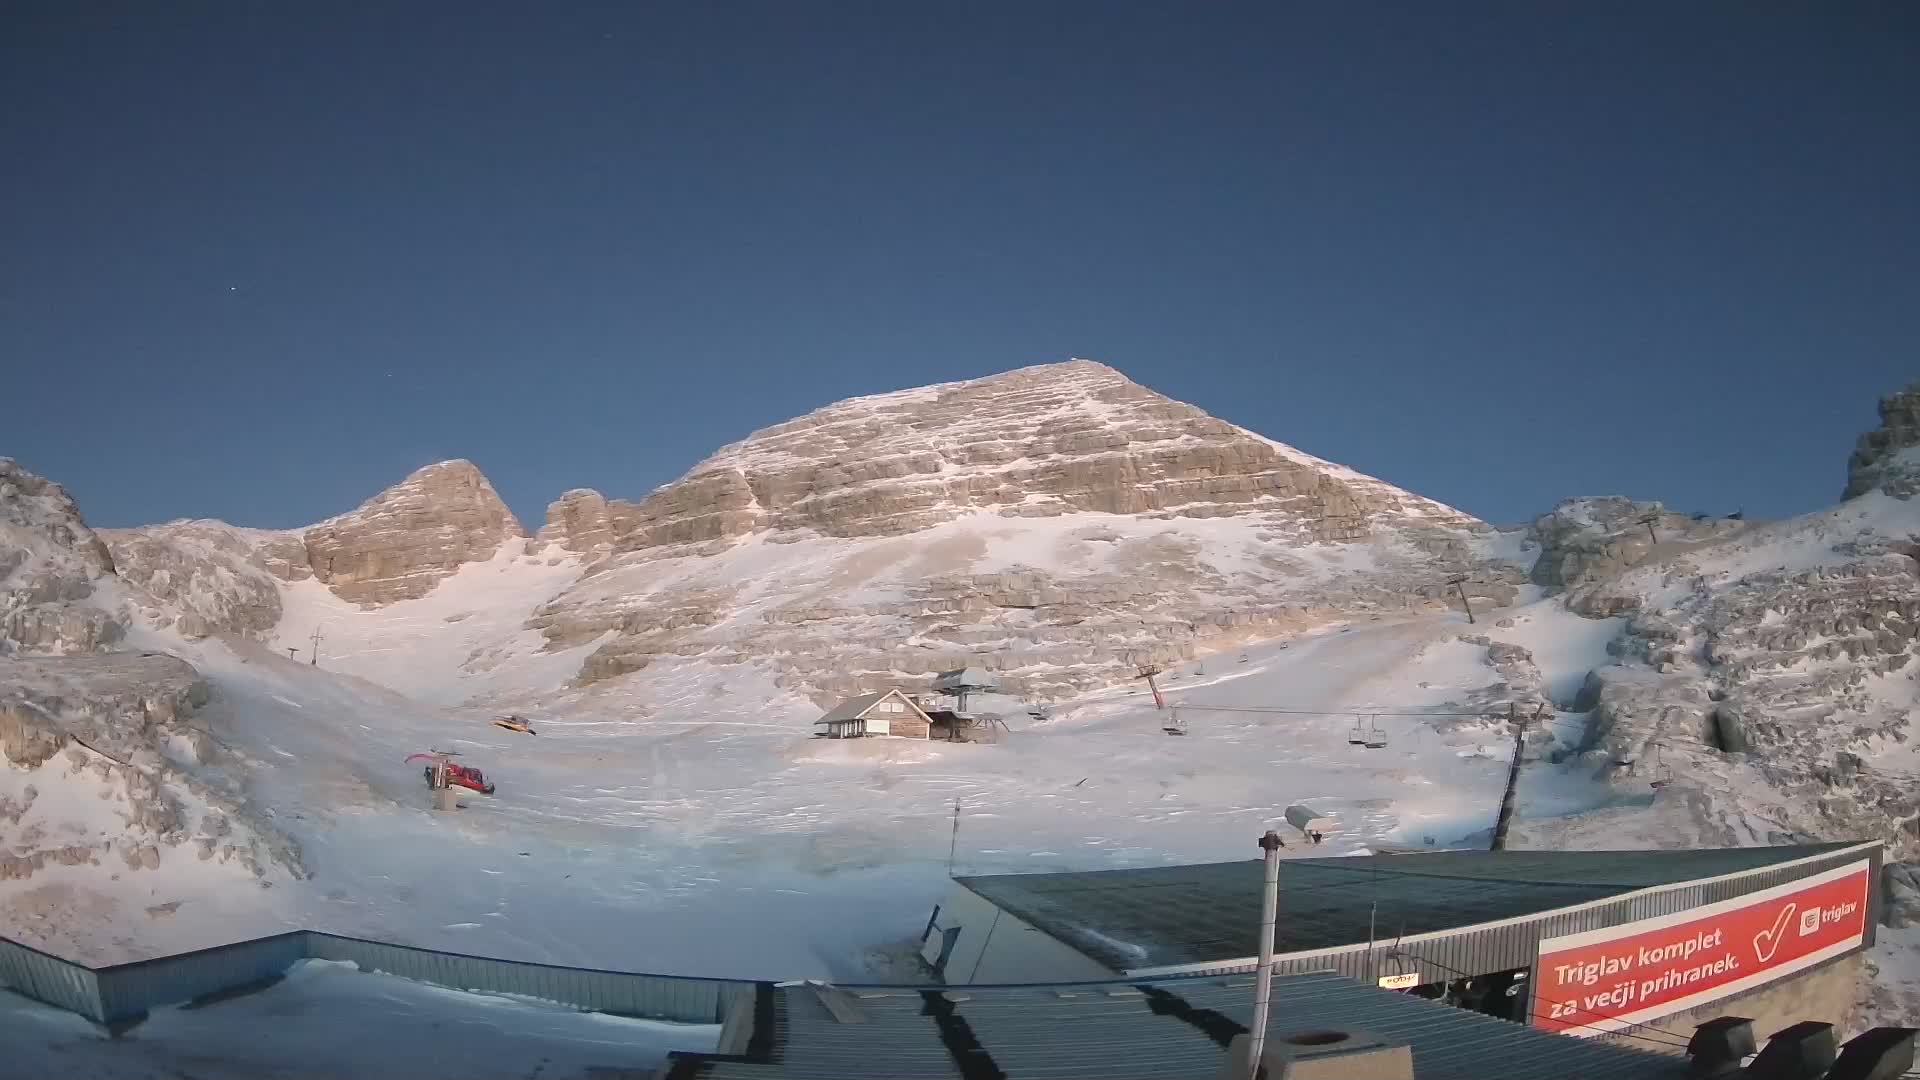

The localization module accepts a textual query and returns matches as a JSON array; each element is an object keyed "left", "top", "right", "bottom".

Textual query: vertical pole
[
  {"left": 1447, "top": 576, "right": 1475, "bottom": 624},
  {"left": 309, "top": 625, "right": 322, "bottom": 667},
  {"left": 947, "top": 799, "right": 961, "bottom": 875},
  {"left": 1145, "top": 672, "right": 1165, "bottom": 710},
  {"left": 1247, "top": 830, "right": 1284, "bottom": 1078},
  {"left": 1490, "top": 703, "right": 1540, "bottom": 851}
]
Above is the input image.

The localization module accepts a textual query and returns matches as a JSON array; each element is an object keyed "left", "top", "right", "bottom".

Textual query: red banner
[{"left": 1533, "top": 859, "right": 1871, "bottom": 1036}]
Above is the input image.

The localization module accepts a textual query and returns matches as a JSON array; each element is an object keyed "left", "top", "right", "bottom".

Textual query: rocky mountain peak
[
  {"left": 1845, "top": 380, "right": 1920, "bottom": 500},
  {"left": 567, "top": 359, "right": 1480, "bottom": 559},
  {"left": 303, "top": 459, "right": 525, "bottom": 606}
]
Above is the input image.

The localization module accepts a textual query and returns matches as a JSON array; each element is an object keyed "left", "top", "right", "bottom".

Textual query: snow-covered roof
[
  {"left": 814, "top": 690, "right": 923, "bottom": 725},
  {"left": 956, "top": 842, "right": 1868, "bottom": 973},
  {"left": 931, "top": 666, "right": 998, "bottom": 692}
]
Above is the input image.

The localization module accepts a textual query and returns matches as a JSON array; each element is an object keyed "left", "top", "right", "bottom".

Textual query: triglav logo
[{"left": 1798, "top": 907, "right": 1821, "bottom": 937}]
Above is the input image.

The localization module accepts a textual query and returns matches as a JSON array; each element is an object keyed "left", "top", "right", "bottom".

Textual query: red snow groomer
[{"left": 407, "top": 751, "right": 496, "bottom": 796}]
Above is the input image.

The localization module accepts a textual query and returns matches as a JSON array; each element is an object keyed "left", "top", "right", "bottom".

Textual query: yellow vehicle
[{"left": 491, "top": 715, "right": 536, "bottom": 735}]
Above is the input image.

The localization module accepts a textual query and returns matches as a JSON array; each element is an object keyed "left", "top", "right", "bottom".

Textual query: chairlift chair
[
  {"left": 1163, "top": 708, "right": 1187, "bottom": 736},
  {"left": 1346, "top": 716, "right": 1390, "bottom": 748},
  {"left": 1359, "top": 714, "right": 1390, "bottom": 749}
]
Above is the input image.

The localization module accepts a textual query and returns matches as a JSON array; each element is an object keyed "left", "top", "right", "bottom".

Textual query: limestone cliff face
[
  {"left": 551, "top": 360, "right": 1480, "bottom": 558},
  {"left": 535, "top": 489, "right": 616, "bottom": 556},
  {"left": 304, "top": 460, "right": 525, "bottom": 606},
  {"left": 1845, "top": 380, "right": 1920, "bottom": 500},
  {"left": 0, "top": 458, "right": 124, "bottom": 654},
  {"left": 526, "top": 361, "right": 1515, "bottom": 698}
]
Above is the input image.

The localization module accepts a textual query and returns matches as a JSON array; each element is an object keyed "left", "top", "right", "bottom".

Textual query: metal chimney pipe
[{"left": 1245, "top": 830, "right": 1285, "bottom": 1078}]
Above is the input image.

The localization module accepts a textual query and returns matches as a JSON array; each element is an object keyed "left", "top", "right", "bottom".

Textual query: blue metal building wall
[
  {"left": 0, "top": 933, "right": 103, "bottom": 1020},
  {"left": 92, "top": 932, "right": 308, "bottom": 1024}
]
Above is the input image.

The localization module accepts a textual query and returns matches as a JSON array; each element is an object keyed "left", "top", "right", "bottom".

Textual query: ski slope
[{"left": 101, "top": 591, "right": 1632, "bottom": 982}]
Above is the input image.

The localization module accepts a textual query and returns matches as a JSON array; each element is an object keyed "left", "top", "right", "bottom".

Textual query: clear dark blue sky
[{"left": 4, "top": 3, "right": 1915, "bottom": 530}]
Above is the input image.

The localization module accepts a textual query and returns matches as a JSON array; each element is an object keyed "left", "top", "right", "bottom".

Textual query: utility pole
[
  {"left": 1639, "top": 514, "right": 1660, "bottom": 545},
  {"left": 309, "top": 625, "right": 323, "bottom": 667},
  {"left": 1136, "top": 665, "right": 1166, "bottom": 710},
  {"left": 1490, "top": 703, "right": 1544, "bottom": 851},
  {"left": 1244, "top": 830, "right": 1285, "bottom": 1079},
  {"left": 1446, "top": 575, "right": 1475, "bottom": 625}
]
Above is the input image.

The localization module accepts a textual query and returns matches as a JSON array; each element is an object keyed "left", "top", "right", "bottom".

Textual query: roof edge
[{"left": 1123, "top": 840, "right": 1883, "bottom": 980}]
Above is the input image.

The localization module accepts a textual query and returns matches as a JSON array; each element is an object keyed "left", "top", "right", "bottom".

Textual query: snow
[
  {"left": 2, "top": 588, "right": 1643, "bottom": 983},
  {"left": 268, "top": 543, "right": 594, "bottom": 706},
  {"left": 0, "top": 959, "right": 716, "bottom": 1079}
]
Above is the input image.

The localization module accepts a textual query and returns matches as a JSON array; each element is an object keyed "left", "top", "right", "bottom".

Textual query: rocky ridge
[{"left": 1846, "top": 380, "right": 1920, "bottom": 500}]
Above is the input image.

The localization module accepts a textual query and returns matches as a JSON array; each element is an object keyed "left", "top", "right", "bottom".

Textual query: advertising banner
[{"left": 1532, "top": 858, "right": 1870, "bottom": 1036}]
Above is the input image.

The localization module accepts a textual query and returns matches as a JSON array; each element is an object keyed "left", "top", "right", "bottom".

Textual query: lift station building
[{"left": 920, "top": 841, "right": 1882, "bottom": 1046}]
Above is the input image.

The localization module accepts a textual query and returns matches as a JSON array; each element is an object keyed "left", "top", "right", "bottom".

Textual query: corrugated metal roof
[
  {"left": 814, "top": 693, "right": 892, "bottom": 725},
  {"left": 670, "top": 971, "right": 1691, "bottom": 1079},
  {"left": 954, "top": 843, "right": 1857, "bottom": 972}
]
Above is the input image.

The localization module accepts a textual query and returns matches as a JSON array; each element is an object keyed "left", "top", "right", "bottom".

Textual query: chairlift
[
  {"left": 1349, "top": 715, "right": 1389, "bottom": 749},
  {"left": 1237, "top": 654, "right": 1250, "bottom": 664},
  {"left": 1163, "top": 708, "right": 1188, "bottom": 736},
  {"left": 1364, "top": 719, "right": 1390, "bottom": 750}
]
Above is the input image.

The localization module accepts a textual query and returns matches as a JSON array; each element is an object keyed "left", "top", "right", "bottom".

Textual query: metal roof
[
  {"left": 665, "top": 970, "right": 1691, "bottom": 1079},
  {"left": 954, "top": 843, "right": 1858, "bottom": 972},
  {"left": 932, "top": 667, "right": 999, "bottom": 691}
]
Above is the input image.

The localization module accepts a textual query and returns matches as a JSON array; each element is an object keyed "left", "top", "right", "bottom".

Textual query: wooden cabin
[{"left": 813, "top": 689, "right": 933, "bottom": 739}]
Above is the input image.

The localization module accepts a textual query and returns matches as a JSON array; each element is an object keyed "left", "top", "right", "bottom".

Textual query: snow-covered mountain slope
[
  {"left": 98, "top": 361, "right": 1529, "bottom": 704},
  {"left": 8, "top": 370, "right": 1920, "bottom": 1025}
]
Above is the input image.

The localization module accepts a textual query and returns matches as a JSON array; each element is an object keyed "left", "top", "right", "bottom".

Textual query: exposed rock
[
  {"left": 588, "top": 361, "right": 1481, "bottom": 554},
  {"left": 1529, "top": 497, "right": 1743, "bottom": 589},
  {"left": 304, "top": 460, "right": 525, "bottom": 606},
  {"left": 532, "top": 361, "right": 1516, "bottom": 696},
  {"left": 536, "top": 488, "right": 616, "bottom": 555},
  {"left": 0, "top": 652, "right": 209, "bottom": 765},
  {"left": 101, "top": 520, "right": 287, "bottom": 639},
  {"left": 1845, "top": 380, "right": 1920, "bottom": 500},
  {"left": 1, "top": 458, "right": 126, "bottom": 655}
]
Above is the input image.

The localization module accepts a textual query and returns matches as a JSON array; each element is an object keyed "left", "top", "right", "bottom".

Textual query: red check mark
[{"left": 1753, "top": 903, "right": 1796, "bottom": 963}]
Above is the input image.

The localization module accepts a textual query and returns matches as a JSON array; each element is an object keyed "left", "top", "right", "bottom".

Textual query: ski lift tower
[{"left": 932, "top": 666, "right": 1001, "bottom": 714}]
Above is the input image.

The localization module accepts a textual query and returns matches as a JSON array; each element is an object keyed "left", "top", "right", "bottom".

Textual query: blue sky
[{"left": 4, "top": 3, "right": 1915, "bottom": 530}]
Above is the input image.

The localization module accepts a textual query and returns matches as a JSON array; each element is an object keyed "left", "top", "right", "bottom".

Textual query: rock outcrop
[
  {"left": 535, "top": 489, "right": 616, "bottom": 556},
  {"left": 101, "top": 521, "right": 287, "bottom": 639},
  {"left": 1529, "top": 497, "right": 1744, "bottom": 589},
  {"left": 304, "top": 460, "right": 524, "bottom": 605},
  {"left": 1, "top": 457, "right": 125, "bottom": 654},
  {"left": 1845, "top": 380, "right": 1920, "bottom": 500},
  {"left": 1553, "top": 506, "right": 1920, "bottom": 864},
  {"left": 0, "top": 652, "right": 302, "bottom": 887}
]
